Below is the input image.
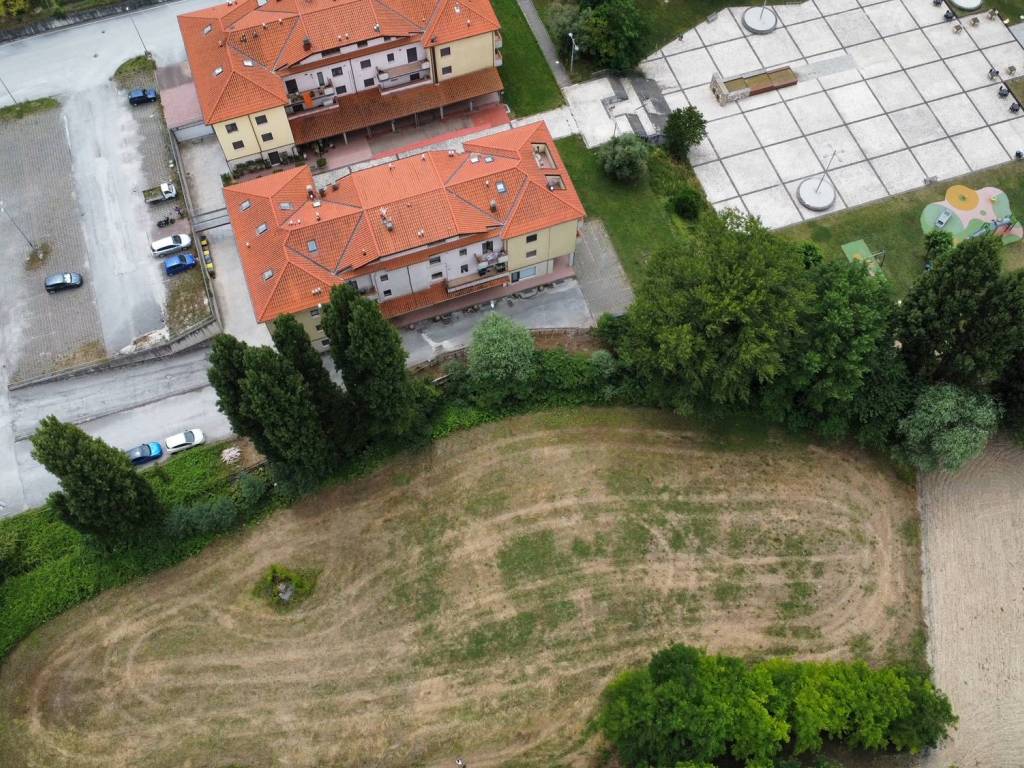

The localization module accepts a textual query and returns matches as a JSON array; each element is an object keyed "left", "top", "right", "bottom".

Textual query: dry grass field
[{"left": 0, "top": 408, "right": 924, "bottom": 768}]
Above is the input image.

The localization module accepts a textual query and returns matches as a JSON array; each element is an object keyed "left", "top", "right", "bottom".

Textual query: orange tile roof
[
  {"left": 225, "top": 121, "right": 584, "bottom": 324},
  {"left": 288, "top": 67, "right": 503, "bottom": 144},
  {"left": 179, "top": 0, "right": 498, "bottom": 125}
]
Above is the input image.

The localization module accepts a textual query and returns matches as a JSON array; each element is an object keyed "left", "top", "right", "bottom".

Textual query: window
[
  {"left": 337, "top": 84, "right": 347, "bottom": 94},
  {"left": 383, "top": 289, "right": 392, "bottom": 297},
  {"left": 256, "top": 223, "right": 268, "bottom": 234},
  {"left": 332, "top": 66, "right": 344, "bottom": 77},
  {"left": 364, "top": 78, "right": 374, "bottom": 87},
  {"left": 496, "top": 180, "right": 507, "bottom": 194},
  {"left": 232, "top": 140, "right": 245, "bottom": 150},
  {"left": 315, "top": 72, "right": 325, "bottom": 87},
  {"left": 357, "top": 40, "right": 368, "bottom": 48},
  {"left": 310, "top": 307, "right": 320, "bottom": 316},
  {"left": 545, "top": 174, "right": 566, "bottom": 190},
  {"left": 431, "top": 271, "right": 443, "bottom": 280},
  {"left": 407, "top": 47, "right": 417, "bottom": 63},
  {"left": 240, "top": 199, "right": 252, "bottom": 211},
  {"left": 285, "top": 79, "right": 299, "bottom": 94},
  {"left": 441, "top": 66, "right": 452, "bottom": 75},
  {"left": 225, "top": 122, "right": 238, "bottom": 133},
  {"left": 261, "top": 132, "right": 274, "bottom": 142},
  {"left": 279, "top": 201, "right": 293, "bottom": 210},
  {"left": 460, "top": 264, "right": 469, "bottom": 273},
  {"left": 387, "top": 52, "right": 395, "bottom": 62},
  {"left": 459, "top": 248, "right": 468, "bottom": 256},
  {"left": 322, "top": 47, "right": 340, "bottom": 56},
  {"left": 482, "top": 241, "right": 493, "bottom": 254},
  {"left": 429, "top": 255, "right": 441, "bottom": 265},
  {"left": 308, "top": 240, "right": 318, "bottom": 252},
  {"left": 526, "top": 249, "right": 537, "bottom": 258},
  {"left": 526, "top": 233, "right": 538, "bottom": 243},
  {"left": 380, "top": 273, "right": 389, "bottom": 282},
  {"left": 440, "top": 46, "right": 451, "bottom": 56},
  {"left": 360, "top": 59, "right": 371, "bottom": 69},
  {"left": 254, "top": 115, "right": 268, "bottom": 125},
  {"left": 315, "top": 324, "right": 323, "bottom": 331},
  {"left": 512, "top": 266, "right": 537, "bottom": 282},
  {"left": 410, "top": 72, "right": 421, "bottom": 81}
]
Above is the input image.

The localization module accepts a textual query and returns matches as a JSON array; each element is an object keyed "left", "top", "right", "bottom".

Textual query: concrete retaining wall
[{"left": 0, "top": 0, "right": 174, "bottom": 43}]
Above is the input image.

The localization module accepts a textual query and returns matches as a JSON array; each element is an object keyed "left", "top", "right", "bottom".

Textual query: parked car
[
  {"left": 164, "top": 428, "right": 205, "bottom": 454},
  {"left": 142, "top": 182, "right": 177, "bottom": 204},
  {"left": 128, "top": 88, "right": 159, "bottom": 106},
  {"left": 199, "top": 234, "right": 215, "bottom": 277},
  {"left": 151, "top": 234, "right": 192, "bottom": 256},
  {"left": 44, "top": 272, "right": 83, "bottom": 293},
  {"left": 163, "top": 252, "right": 197, "bottom": 276},
  {"left": 126, "top": 442, "right": 163, "bottom": 465}
]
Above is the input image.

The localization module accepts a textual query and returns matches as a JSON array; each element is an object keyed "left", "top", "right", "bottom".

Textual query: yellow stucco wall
[
  {"left": 435, "top": 32, "right": 495, "bottom": 80},
  {"left": 270, "top": 307, "right": 328, "bottom": 346},
  {"left": 506, "top": 220, "right": 579, "bottom": 271},
  {"left": 215, "top": 107, "right": 295, "bottom": 163}
]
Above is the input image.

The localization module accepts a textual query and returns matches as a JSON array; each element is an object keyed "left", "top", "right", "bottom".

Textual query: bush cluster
[
  {"left": 253, "top": 564, "right": 318, "bottom": 610},
  {"left": 544, "top": 0, "right": 648, "bottom": 72}
]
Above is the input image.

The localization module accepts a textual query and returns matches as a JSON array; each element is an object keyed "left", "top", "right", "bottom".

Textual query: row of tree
[
  {"left": 598, "top": 644, "right": 956, "bottom": 767},
  {"left": 601, "top": 213, "right": 1024, "bottom": 471}
]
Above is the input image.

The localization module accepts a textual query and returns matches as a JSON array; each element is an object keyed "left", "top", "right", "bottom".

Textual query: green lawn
[
  {"left": 557, "top": 135, "right": 699, "bottom": 283},
  {"left": 0, "top": 97, "right": 59, "bottom": 122},
  {"left": 781, "top": 163, "right": 1024, "bottom": 297},
  {"left": 492, "top": 0, "right": 564, "bottom": 116}
]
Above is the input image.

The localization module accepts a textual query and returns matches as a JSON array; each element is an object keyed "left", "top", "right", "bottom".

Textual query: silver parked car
[
  {"left": 164, "top": 428, "right": 205, "bottom": 454},
  {"left": 150, "top": 234, "right": 192, "bottom": 256}
]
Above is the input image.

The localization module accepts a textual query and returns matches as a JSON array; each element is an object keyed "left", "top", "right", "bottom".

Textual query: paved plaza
[{"left": 642, "top": 0, "right": 1024, "bottom": 227}]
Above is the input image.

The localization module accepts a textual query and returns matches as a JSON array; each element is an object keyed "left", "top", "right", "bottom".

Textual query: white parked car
[
  {"left": 164, "top": 428, "right": 205, "bottom": 454},
  {"left": 150, "top": 233, "right": 192, "bottom": 256}
]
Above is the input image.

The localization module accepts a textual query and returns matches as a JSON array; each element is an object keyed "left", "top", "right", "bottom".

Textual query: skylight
[
  {"left": 496, "top": 181, "right": 507, "bottom": 194},
  {"left": 213, "top": 66, "right": 224, "bottom": 76},
  {"left": 240, "top": 199, "right": 252, "bottom": 211},
  {"left": 262, "top": 269, "right": 274, "bottom": 281},
  {"left": 202, "top": 24, "right": 213, "bottom": 35},
  {"left": 308, "top": 240, "right": 318, "bottom": 252},
  {"left": 243, "top": 59, "right": 255, "bottom": 67},
  {"left": 256, "top": 223, "right": 268, "bottom": 234},
  {"left": 279, "top": 202, "right": 293, "bottom": 210}
]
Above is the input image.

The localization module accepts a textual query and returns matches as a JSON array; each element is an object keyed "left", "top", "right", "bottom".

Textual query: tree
[
  {"left": 577, "top": 0, "right": 648, "bottom": 71},
  {"left": 208, "top": 334, "right": 272, "bottom": 456},
  {"left": 239, "top": 347, "right": 336, "bottom": 479},
  {"left": 342, "top": 300, "right": 424, "bottom": 441},
  {"left": 898, "top": 383, "right": 1001, "bottom": 472},
  {"left": 995, "top": 346, "right": 1024, "bottom": 439},
  {"left": 321, "top": 282, "right": 360, "bottom": 375},
  {"left": 270, "top": 313, "right": 355, "bottom": 454},
  {"left": 468, "top": 314, "right": 537, "bottom": 408},
  {"left": 848, "top": 337, "right": 918, "bottom": 452},
  {"left": 597, "top": 133, "right": 649, "bottom": 183},
  {"left": 664, "top": 106, "right": 707, "bottom": 161},
  {"left": 896, "top": 236, "right": 1024, "bottom": 388},
  {"left": 545, "top": 1, "right": 580, "bottom": 53},
  {"left": 620, "top": 211, "right": 813, "bottom": 411},
  {"left": 763, "top": 259, "right": 896, "bottom": 440},
  {"left": 30, "top": 416, "right": 164, "bottom": 541},
  {"left": 673, "top": 186, "right": 704, "bottom": 221}
]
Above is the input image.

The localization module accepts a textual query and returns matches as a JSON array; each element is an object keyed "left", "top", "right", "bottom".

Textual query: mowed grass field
[{"left": 0, "top": 408, "right": 923, "bottom": 768}]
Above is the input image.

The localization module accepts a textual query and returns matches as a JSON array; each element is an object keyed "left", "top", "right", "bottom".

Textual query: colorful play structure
[
  {"left": 841, "top": 239, "right": 885, "bottom": 278},
  {"left": 920, "top": 184, "right": 1023, "bottom": 245}
]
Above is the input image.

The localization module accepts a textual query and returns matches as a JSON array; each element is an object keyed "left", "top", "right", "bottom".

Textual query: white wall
[{"left": 284, "top": 42, "right": 428, "bottom": 97}]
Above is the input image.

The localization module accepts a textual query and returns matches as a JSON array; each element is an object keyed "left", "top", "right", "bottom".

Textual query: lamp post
[
  {"left": 567, "top": 32, "right": 579, "bottom": 75},
  {"left": 0, "top": 74, "right": 16, "bottom": 106},
  {"left": 125, "top": 6, "right": 149, "bottom": 56},
  {"left": 0, "top": 198, "right": 38, "bottom": 256}
]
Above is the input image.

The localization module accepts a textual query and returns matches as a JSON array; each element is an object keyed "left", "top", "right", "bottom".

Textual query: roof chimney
[
  {"left": 303, "top": 37, "right": 312, "bottom": 50},
  {"left": 373, "top": 22, "right": 380, "bottom": 32},
  {"left": 417, "top": 228, "right": 425, "bottom": 237},
  {"left": 489, "top": 199, "right": 497, "bottom": 212}
]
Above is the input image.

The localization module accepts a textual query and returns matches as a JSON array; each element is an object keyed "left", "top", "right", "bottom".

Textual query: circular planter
[
  {"left": 949, "top": 0, "right": 981, "bottom": 11},
  {"left": 797, "top": 176, "right": 837, "bottom": 211},
  {"left": 742, "top": 6, "right": 779, "bottom": 34}
]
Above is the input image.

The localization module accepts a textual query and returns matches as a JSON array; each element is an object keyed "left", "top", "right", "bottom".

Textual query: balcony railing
[
  {"left": 378, "top": 59, "right": 431, "bottom": 90},
  {"left": 286, "top": 84, "right": 338, "bottom": 114},
  {"left": 447, "top": 260, "right": 508, "bottom": 290},
  {"left": 494, "top": 31, "right": 502, "bottom": 48}
]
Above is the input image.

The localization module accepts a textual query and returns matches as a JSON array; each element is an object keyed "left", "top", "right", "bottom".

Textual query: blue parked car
[
  {"left": 163, "top": 252, "right": 197, "bottom": 276},
  {"left": 126, "top": 442, "right": 163, "bottom": 466},
  {"left": 128, "top": 88, "right": 159, "bottom": 106}
]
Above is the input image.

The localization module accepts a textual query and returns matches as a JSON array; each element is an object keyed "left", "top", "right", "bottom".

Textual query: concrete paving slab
[
  {"left": 829, "top": 80, "right": 886, "bottom": 121},
  {"left": 664, "top": 90, "right": 690, "bottom": 111},
  {"left": 766, "top": 136, "right": 825, "bottom": 179},
  {"left": 745, "top": 102, "right": 803, "bottom": 143},
  {"left": 858, "top": 0, "right": 888, "bottom": 6},
  {"left": 888, "top": 29, "right": 942, "bottom": 68},
  {"left": 923, "top": 21, "right": 979, "bottom": 57},
  {"left": 738, "top": 88, "right": 785, "bottom": 110},
  {"left": 889, "top": 103, "right": 947, "bottom": 144},
  {"left": 707, "top": 113, "right": 762, "bottom": 157},
  {"left": 777, "top": 1, "right": 823, "bottom": 25},
  {"left": 872, "top": 148, "right": 926, "bottom": 192},
  {"left": 902, "top": 0, "right": 946, "bottom": 28},
  {"left": 742, "top": 184, "right": 804, "bottom": 226},
  {"left": 981, "top": 40, "right": 1024, "bottom": 75},
  {"left": 789, "top": 18, "right": 845, "bottom": 56},
  {"left": 808, "top": 52, "right": 864, "bottom": 86},
  {"left": 930, "top": 92, "right": 987, "bottom": 133},
  {"left": 695, "top": 9, "right": 745, "bottom": 46},
  {"left": 945, "top": 50, "right": 997, "bottom": 91},
  {"left": 991, "top": 116, "right": 1024, "bottom": 155},
  {"left": 668, "top": 48, "right": 720, "bottom": 89},
  {"left": 689, "top": 135, "right": 720, "bottom": 165},
  {"left": 713, "top": 196, "right": 749, "bottom": 216},
  {"left": 749, "top": 27, "right": 804, "bottom": 67},
  {"left": 807, "top": 124, "right": 867, "bottom": 165},
  {"left": 952, "top": 126, "right": 1011, "bottom": 169},
  {"left": 661, "top": 32, "right": 706, "bottom": 56},
  {"left": 828, "top": 9, "right": 881, "bottom": 47},
  {"left": 829, "top": 159, "right": 889, "bottom": 204},
  {"left": 864, "top": 0, "right": 917, "bottom": 35},
  {"left": 911, "top": 138, "right": 972, "bottom": 179},
  {"left": 564, "top": 79, "right": 618, "bottom": 147},
  {"left": 786, "top": 176, "right": 848, "bottom": 218},
  {"left": 788, "top": 91, "right": 846, "bottom": 131},
  {"left": 964, "top": 14, "right": 1016, "bottom": 48},
  {"left": 723, "top": 148, "right": 782, "bottom": 193},
  {"left": 641, "top": 56, "right": 680, "bottom": 94},
  {"left": 573, "top": 220, "right": 634, "bottom": 319},
  {"left": 847, "top": 38, "right": 902, "bottom": 76},
  {"left": 850, "top": 114, "right": 907, "bottom": 155},
  {"left": 907, "top": 61, "right": 962, "bottom": 100},
  {"left": 695, "top": 160, "right": 740, "bottom": 202},
  {"left": 709, "top": 37, "right": 762, "bottom": 76},
  {"left": 966, "top": 84, "right": 1019, "bottom": 125},
  {"left": 780, "top": 67, "right": 827, "bottom": 99},
  {"left": 816, "top": 0, "right": 860, "bottom": 15},
  {"left": 685, "top": 84, "right": 740, "bottom": 116},
  {"left": 867, "top": 70, "right": 924, "bottom": 110},
  {"left": 529, "top": 105, "right": 579, "bottom": 139}
]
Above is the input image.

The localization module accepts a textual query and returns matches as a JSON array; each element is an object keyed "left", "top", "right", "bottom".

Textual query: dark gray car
[{"left": 44, "top": 272, "right": 83, "bottom": 293}]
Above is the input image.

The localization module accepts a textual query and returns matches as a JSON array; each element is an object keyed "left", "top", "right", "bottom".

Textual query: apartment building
[
  {"left": 178, "top": 0, "right": 504, "bottom": 169},
  {"left": 223, "top": 122, "right": 585, "bottom": 342}
]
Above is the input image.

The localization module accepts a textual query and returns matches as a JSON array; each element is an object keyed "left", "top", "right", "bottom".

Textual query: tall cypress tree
[
  {"left": 31, "top": 416, "right": 164, "bottom": 541},
  {"left": 321, "top": 283, "right": 360, "bottom": 375},
  {"left": 208, "top": 334, "right": 274, "bottom": 457},
  {"left": 239, "top": 347, "right": 335, "bottom": 479}
]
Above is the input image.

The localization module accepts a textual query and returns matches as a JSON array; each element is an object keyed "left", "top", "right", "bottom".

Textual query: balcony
[
  {"left": 495, "top": 50, "right": 502, "bottom": 66},
  {"left": 447, "top": 260, "right": 508, "bottom": 291},
  {"left": 494, "top": 30, "right": 502, "bottom": 48},
  {"left": 377, "top": 59, "right": 431, "bottom": 91},
  {"left": 286, "top": 84, "right": 338, "bottom": 115}
]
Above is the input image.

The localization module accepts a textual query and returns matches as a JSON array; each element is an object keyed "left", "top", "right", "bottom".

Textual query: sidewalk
[{"left": 516, "top": 0, "right": 571, "bottom": 88}]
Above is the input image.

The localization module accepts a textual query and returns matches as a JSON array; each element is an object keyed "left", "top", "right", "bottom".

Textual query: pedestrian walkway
[
  {"left": 573, "top": 220, "right": 635, "bottom": 318},
  {"left": 516, "top": 0, "right": 572, "bottom": 87}
]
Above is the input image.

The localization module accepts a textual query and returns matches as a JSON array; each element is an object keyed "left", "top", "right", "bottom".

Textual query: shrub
[
  {"left": 898, "top": 384, "right": 1001, "bottom": 472},
  {"left": 221, "top": 173, "right": 232, "bottom": 186},
  {"left": 663, "top": 106, "right": 707, "bottom": 161},
  {"left": 468, "top": 314, "right": 536, "bottom": 408},
  {"left": 316, "top": 157, "right": 327, "bottom": 168},
  {"left": 431, "top": 404, "right": 495, "bottom": 439},
  {"left": 597, "top": 134, "right": 649, "bottom": 184},
  {"left": 253, "top": 564, "right": 318, "bottom": 610},
  {"left": 164, "top": 497, "right": 238, "bottom": 539},
  {"left": 596, "top": 312, "right": 630, "bottom": 352},
  {"left": 234, "top": 471, "right": 271, "bottom": 512},
  {"left": 146, "top": 445, "right": 231, "bottom": 509},
  {"left": 576, "top": 0, "right": 647, "bottom": 72},
  {"left": 672, "top": 186, "right": 704, "bottom": 221}
]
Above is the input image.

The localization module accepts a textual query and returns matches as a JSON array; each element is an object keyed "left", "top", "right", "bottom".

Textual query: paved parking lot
[{"left": 641, "top": 1, "right": 1024, "bottom": 227}]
